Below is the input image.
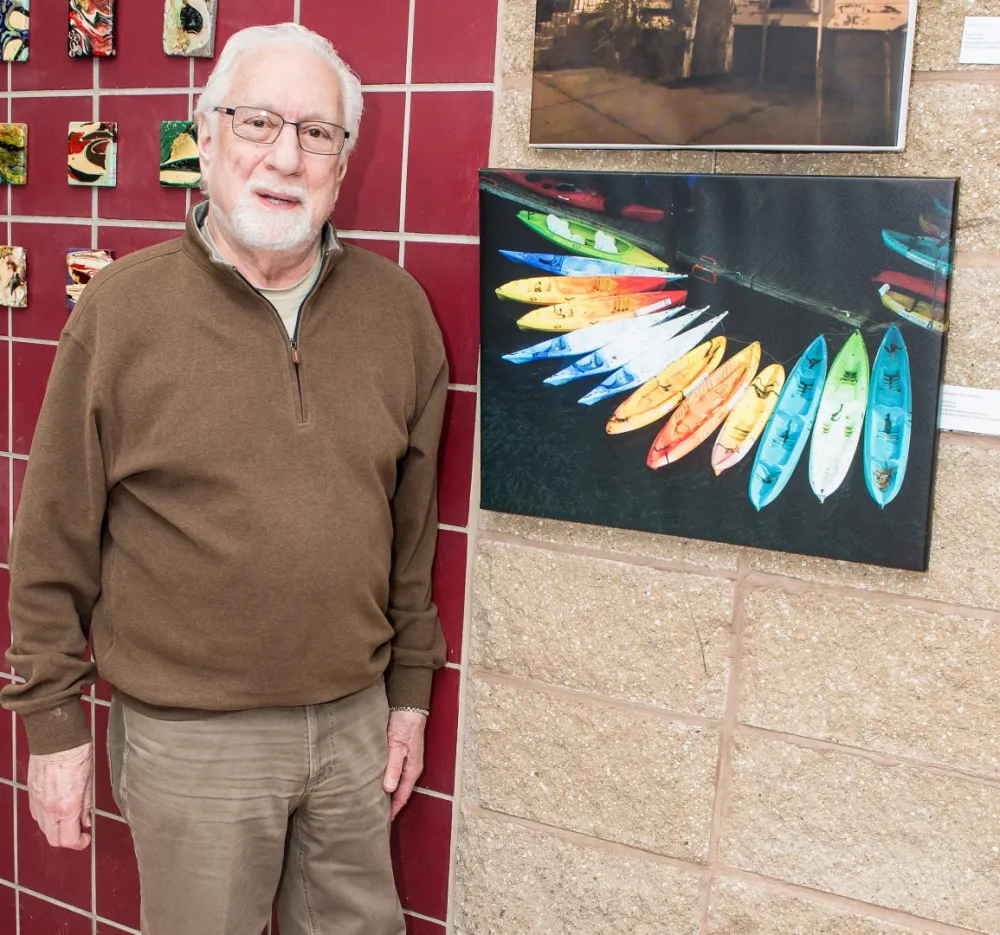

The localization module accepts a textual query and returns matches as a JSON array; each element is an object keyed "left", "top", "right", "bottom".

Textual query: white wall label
[
  {"left": 959, "top": 17, "right": 1000, "bottom": 65},
  {"left": 939, "top": 385, "right": 1000, "bottom": 435}
]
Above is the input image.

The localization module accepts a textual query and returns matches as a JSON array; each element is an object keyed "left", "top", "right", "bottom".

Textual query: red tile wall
[{"left": 0, "top": 1, "right": 492, "bottom": 932}]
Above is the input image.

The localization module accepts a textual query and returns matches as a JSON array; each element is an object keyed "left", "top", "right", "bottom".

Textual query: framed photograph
[
  {"left": 479, "top": 169, "right": 956, "bottom": 570},
  {"left": 531, "top": 0, "right": 917, "bottom": 150}
]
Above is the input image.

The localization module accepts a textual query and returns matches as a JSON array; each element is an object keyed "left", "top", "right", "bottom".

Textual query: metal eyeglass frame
[{"left": 214, "top": 106, "right": 350, "bottom": 155}]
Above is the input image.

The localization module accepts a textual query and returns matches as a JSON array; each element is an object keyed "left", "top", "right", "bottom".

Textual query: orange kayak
[
  {"left": 647, "top": 342, "right": 761, "bottom": 469},
  {"left": 516, "top": 291, "right": 687, "bottom": 331},
  {"left": 710, "top": 363, "right": 785, "bottom": 475},
  {"left": 496, "top": 275, "right": 670, "bottom": 303},
  {"left": 606, "top": 337, "right": 726, "bottom": 435}
]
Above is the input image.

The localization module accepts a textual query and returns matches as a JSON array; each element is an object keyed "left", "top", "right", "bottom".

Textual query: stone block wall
[{"left": 455, "top": 1, "right": 1000, "bottom": 931}]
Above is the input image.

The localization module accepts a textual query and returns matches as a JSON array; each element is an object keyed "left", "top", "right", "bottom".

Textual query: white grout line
[
  {"left": 447, "top": 383, "right": 477, "bottom": 393},
  {"left": 403, "top": 908, "right": 448, "bottom": 927},
  {"left": 396, "top": 0, "right": 418, "bottom": 267},
  {"left": 437, "top": 522, "right": 468, "bottom": 534}
]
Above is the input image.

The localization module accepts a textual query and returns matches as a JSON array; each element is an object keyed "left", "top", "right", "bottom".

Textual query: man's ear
[{"left": 196, "top": 113, "right": 213, "bottom": 180}]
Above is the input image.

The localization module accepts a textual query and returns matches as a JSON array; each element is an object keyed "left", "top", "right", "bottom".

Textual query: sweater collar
[{"left": 182, "top": 200, "right": 345, "bottom": 290}]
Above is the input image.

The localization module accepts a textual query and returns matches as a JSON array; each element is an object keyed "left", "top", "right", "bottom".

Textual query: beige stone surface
[
  {"left": 914, "top": 0, "right": 1000, "bottom": 71},
  {"left": 740, "top": 587, "right": 1000, "bottom": 776},
  {"left": 480, "top": 510, "right": 740, "bottom": 570},
  {"left": 499, "top": 0, "right": 537, "bottom": 82},
  {"left": 708, "top": 878, "right": 931, "bottom": 935},
  {"left": 456, "top": 813, "right": 702, "bottom": 935},
  {"left": 471, "top": 678, "right": 719, "bottom": 860},
  {"left": 473, "top": 539, "right": 733, "bottom": 717},
  {"left": 945, "top": 266, "right": 1000, "bottom": 391},
  {"left": 714, "top": 153, "right": 785, "bottom": 176},
  {"left": 722, "top": 733, "right": 1000, "bottom": 932},
  {"left": 492, "top": 88, "right": 715, "bottom": 173},
  {"left": 747, "top": 442, "right": 1000, "bottom": 611}
]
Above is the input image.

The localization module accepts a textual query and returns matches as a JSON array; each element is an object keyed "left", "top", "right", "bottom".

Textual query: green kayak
[{"left": 517, "top": 211, "right": 669, "bottom": 271}]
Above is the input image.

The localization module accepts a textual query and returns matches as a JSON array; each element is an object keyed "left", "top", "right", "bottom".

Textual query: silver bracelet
[{"left": 390, "top": 705, "right": 429, "bottom": 716}]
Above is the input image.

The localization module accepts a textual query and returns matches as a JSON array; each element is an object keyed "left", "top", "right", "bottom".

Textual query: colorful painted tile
[
  {"left": 68, "top": 121, "right": 117, "bottom": 187},
  {"left": 0, "top": 246, "right": 27, "bottom": 308},
  {"left": 68, "top": 0, "right": 114, "bottom": 57},
  {"left": 159, "top": 121, "right": 200, "bottom": 188},
  {"left": 0, "top": 123, "right": 27, "bottom": 185},
  {"left": 1, "top": 0, "right": 29, "bottom": 61},
  {"left": 66, "top": 248, "right": 113, "bottom": 310},
  {"left": 163, "top": 0, "right": 214, "bottom": 57}
]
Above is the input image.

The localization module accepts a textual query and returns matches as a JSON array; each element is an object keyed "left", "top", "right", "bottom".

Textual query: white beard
[{"left": 227, "top": 185, "right": 316, "bottom": 252}]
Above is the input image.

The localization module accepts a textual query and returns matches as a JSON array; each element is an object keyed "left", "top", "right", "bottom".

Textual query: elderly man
[{"left": 1, "top": 22, "right": 447, "bottom": 935}]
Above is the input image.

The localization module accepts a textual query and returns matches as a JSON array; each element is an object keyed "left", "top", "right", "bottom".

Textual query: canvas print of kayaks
[
  {"left": 517, "top": 210, "right": 669, "bottom": 270},
  {"left": 881, "top": 229, "right": 952, "bottom": 277},
  {"left": 809, "top": 330, "right": 870, "bottom": 503},
  {"left": 864, "top": 325, "right": 911, "bottom": 508},
  {"left": 606, "top": 337, "right": 727, "bottom": 434},
  {"left": 749, "top": 336, "right": 828, "bottom": 511},
  {"left": 499, "top": 250, "right": 687, "bottom": 280},
  {"left": 516, "top": 291, "right": 687, "bottom": 331},
  {"left": 496, "top": 274, "right": 673, "bottom": 303},
  {"left": 647, "top": 343, "right": 762, "bottom": 469}
]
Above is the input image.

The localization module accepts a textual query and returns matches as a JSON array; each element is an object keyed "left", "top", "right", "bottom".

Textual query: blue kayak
[
  {"left": 863, "top": 325, "right": 911, "bottom": 508},
  {"left": 881, "top": 230, "right": 952, "bottom": 276},
  {"left": 748, "top": 335, "right": 828, "bottom": 511},
  {"left": 499, "top": 250, "right": 687, "bottom": 280}
]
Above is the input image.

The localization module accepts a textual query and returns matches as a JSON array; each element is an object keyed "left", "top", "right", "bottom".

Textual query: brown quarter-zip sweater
[{"left": 2, "top": 206, "right": 449, "bottom": 755}]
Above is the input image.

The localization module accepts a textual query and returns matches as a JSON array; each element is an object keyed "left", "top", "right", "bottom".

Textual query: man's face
[{"left": 198, "top": 45, "right": 349, "bottom": 253}]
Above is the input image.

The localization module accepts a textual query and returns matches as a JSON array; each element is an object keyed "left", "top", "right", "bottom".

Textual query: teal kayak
[
  {"left": 809, "top": 331, "right": 870, "bottom": 503},
  {"left": 863, "top": 325, "right": 911, "bottom": 508},
  {"left": 881, "top": 229, "right": 952, "bottom": 276},
  {"left": 748, "top": 335, "right": 828, "bottom": 511}
]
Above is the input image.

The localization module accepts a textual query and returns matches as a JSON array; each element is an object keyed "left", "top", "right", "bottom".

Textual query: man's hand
[
  {"left": 383, "top": 710, "right": 427, "bottom": 820},
  {"left": 27, "top": 741, "right": 94, "bottom": 850}
]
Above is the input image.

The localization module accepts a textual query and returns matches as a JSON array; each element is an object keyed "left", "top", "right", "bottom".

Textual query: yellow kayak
[
  {"left": 879, "top": 288, "right": 947, "bottom": 334},
  {"left": 606, "top": 337, "right": 726, "bottom": 435},
  {"left": 496, "top": 274, "right": 669, "bottom": 304},
  {"left": 710, "top": 363, "right": 786, "bottom": 475},
  {"left": 516, "top": 290, "right": 686, "bottom": 331}
]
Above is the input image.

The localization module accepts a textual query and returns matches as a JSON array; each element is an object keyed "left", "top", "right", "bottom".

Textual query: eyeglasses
[{"left": 215, "top": 106, "right": 350, "bottom": 156}]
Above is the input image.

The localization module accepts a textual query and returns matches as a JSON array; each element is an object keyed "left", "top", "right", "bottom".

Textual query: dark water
[{"left": 479, "top": 172, "right": 957, "bottom": 571}]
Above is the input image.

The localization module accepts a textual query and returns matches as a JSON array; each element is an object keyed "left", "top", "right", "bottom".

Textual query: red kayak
[
  {"left": 492, "top": 170, "right": 665, "bottom": 223},
  {"left": 872, "top": 270, "right": 947, "bottom": 303}
]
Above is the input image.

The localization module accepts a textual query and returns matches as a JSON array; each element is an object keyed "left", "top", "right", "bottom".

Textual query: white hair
[{"left": 195, "top": 22, "right": 363, "bottom": 157}]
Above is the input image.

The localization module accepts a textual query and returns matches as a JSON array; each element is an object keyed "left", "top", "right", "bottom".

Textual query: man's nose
[{"left": 266, "top": 123, "right": 304, "bottom": 173}]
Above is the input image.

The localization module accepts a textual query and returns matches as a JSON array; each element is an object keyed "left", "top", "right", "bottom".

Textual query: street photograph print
[{"left": 531, "top": 0, "right": 917, "bottom": 150}]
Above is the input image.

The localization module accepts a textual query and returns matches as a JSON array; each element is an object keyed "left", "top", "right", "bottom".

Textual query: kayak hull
[
  {"left": 711, "top": 363, "right": 786, "bottom": 475},
  {"left": 498, "top": 251, "right": 687, "bottom": 279},
  {"left": 606, "top": 337, "right": 726, "bottom": 434},
  {"left": 881, "top": 229, "right": 952, "bottom": 277},
  {"left": 496, "top": 275, "right": 669, "bottom": 303},
  {"left": 748, "top": 335, "right": 828, "bottom": 511},
  {"left": 872, "top": 270, "right": 947, "bottom": 304},
  {"left": 808, "top": 330, "right": 870, "bottom": 502},
  {"left": 503, "top": 310, "right": 670, "bottom": 364},
  {"left": 517, "top": 210, "right": 669, "bottom": 270},
  {"left": 517, "top": 290, "right": 686, "bottom": 331},
  {"left": 864, "top": 325, "right": 912, "bottom": 508},
  {"left": 648, "top": 342, "right": 761, "bottom": 469},
  {"left": 878, "top": 286, "right": 947, "bottom": 334}
]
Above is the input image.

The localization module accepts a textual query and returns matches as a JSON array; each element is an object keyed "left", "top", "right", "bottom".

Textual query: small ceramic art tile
[
  {"left": 0, "top": 245, "right": 27, "bottom": 308},
  {"left": 69, "top": 0, "right": 114, "bottom": 57},
  {"left": 1, "top": 0, "right": 29, "bottom": 61},
  {"left": 66, "top": 248, "right": 113, "bottom": 310},
  {"left": 160, "top": 121, "right": 201, "bottom": 188},
  {"left": 68, "top": 121, "right": 117, "bottom": 186},
  {"left": 163, "top": 0, "right": 214, "bottom": 57},
  {"left": 0, "top": 123, "right": 27, "bottom": 185}
]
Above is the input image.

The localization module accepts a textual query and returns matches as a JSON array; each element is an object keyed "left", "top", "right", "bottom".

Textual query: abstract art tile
[
  {"left": 68, "top": 121, "right": 117, "bottom": 187},
  {"left": 1, "top": 0, "right": 29, "bottom": 61},
  {"left": 159, "top": 121, "right": 200, "bottom": 188},
  {"left": 66, "top": 248, "right": 113, "bottom": 310},
  {"left": 68, "top": 0, "right": 114, "bottom": 57},
  {"left": 0, "top": 246, "right": 27, "bottom": 308},
  {"left": 0, "top": 123, "right": 27, "bottom": 185},
  {"left": 163, "top": 0, "right": 215, "bottom": 57}
]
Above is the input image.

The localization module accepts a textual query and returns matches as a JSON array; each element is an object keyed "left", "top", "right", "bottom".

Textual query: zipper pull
[{"left": 290, "top": 342, "right": 301, "bottom": 364}]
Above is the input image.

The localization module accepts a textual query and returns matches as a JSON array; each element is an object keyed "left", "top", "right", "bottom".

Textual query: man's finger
[
  {"left": 390, "top": 777, "right": 417, "bottom": 820},
  {"left": 382, "top": 746, "right": 406, "bottom": 794},
  {"left": 55, "top": 816, "right": 89, "bottom": 850},
  {"left": 81, "top": 783, "right": 93, "bottom": 830}
]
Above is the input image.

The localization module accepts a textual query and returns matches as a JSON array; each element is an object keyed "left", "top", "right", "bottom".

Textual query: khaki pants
[{"left": 107, "top": 681, "right": 405, "bottom": 935}]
